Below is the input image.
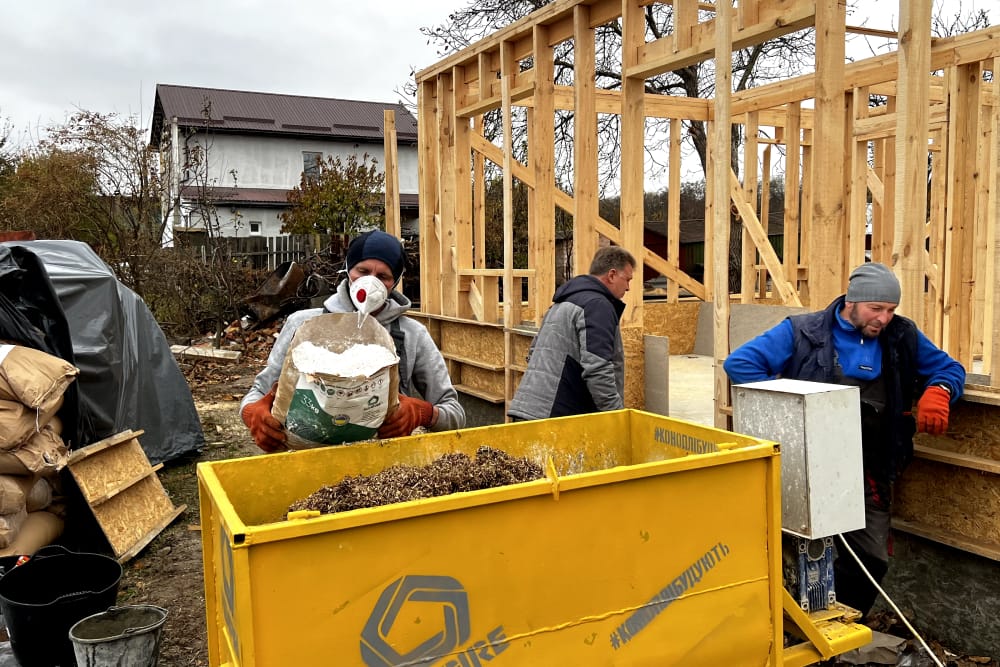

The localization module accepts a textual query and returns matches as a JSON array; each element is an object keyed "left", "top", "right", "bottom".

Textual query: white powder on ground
[{"left": 292, "top": 341, "right": 398, "bottom": 377}]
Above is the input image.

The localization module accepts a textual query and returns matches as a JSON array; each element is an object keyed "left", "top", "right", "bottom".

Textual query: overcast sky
[
  {"left": 0, "top": 0, "right": 461, "bottom": 143},
  {"left": 1, "top": 0, "right": 996, "bottom": 146}
]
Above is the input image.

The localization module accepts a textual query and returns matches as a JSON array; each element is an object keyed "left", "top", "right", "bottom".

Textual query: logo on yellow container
[{"left": 361, "top": 575, "right": 508, "bottom": 666}]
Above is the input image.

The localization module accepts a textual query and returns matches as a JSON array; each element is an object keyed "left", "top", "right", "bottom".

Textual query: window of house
[
  {"left": 302, "top": 151, "right": 322, "bottom": 181},
  {"left": 249, "top": 221, "right": 262, "bottom": 236}
]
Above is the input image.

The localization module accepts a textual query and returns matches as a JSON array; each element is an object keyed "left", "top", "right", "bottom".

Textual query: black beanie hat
[{"left": 345, "top": 230, "right": 405, "bottom": 281}]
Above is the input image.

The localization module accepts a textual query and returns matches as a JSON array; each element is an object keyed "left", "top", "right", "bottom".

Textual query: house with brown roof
[{"left": 149, "top": 84, "right": 419, "bottom": 243}]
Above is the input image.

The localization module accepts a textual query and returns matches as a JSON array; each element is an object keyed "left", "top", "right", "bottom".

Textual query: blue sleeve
[
  {"left": 914, "top": 330, "right": 966, "bottom": 402},
  {"left": 723, "top": 320, "right": 796, "bottom": 384}
]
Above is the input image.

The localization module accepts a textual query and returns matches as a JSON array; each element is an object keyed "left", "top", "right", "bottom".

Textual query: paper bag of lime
[{"left": 271, "top": 313, "right": 400, "bottom": 448}]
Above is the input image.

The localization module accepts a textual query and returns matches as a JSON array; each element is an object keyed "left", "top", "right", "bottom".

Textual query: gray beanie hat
[{"left": 846, "top": 263, "right": 900, "bottom": 304}]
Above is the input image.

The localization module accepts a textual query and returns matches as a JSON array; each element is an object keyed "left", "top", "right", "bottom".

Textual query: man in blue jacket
[
  {"left": 724, "top": 262, "right": 965, "bottom": 616},
  {"left": 508, "top": 245, "right": 636, "bottom": 421}
]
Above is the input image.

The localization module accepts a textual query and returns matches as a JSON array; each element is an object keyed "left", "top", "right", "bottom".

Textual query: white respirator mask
[{"left": 349, "top": 274, "right": 389, "bottom": 327}]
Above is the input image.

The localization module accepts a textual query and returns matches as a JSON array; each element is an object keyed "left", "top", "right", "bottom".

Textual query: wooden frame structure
[
  {"left": 410, "top": 0, "right": 1000, "bottom": 563},
  {"left": 413, "top": 0, "right": 1000, "bottom": 416}
]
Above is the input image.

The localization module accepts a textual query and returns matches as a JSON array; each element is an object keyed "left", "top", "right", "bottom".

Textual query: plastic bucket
[
  {"left": 0, "top": 545, "right": 122, "bottom": 667},
  {"left": 69, "top": 605, "right": 168, "bottom": 667}
]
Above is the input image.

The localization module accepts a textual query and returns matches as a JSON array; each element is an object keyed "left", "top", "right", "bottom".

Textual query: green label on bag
[{"left": 284, "top": 368, "right": 390, "bottom": 445}]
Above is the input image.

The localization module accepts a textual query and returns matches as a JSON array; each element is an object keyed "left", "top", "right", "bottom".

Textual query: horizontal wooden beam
[
  {"left": 458, "top": 86, "right": 711, "bottom": 120},
  {"left": 914, "top": 444, "right": 1000, "bottom": 474},
  {"left": 628, "top": 2, "right": 816, "bottom": 80},
  {"left": 732, "top": 25, "right": 1000, "bottom": 114},
  {"left": 892, "top": 518, "right": 1000, "bottom": 562}
]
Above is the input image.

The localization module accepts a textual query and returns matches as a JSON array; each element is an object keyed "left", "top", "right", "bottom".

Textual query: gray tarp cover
[{"left": 3, "top": 240, "right": 204, "bottom": 464}]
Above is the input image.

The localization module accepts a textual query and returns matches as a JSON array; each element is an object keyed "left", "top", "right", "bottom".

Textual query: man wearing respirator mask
[{"left": 241, "top": 230, "right": 466, "bottom": 452}]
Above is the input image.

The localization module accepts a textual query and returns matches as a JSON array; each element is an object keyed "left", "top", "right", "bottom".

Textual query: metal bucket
[{"left": 69, "top": 605, "right": 168, "bottom": 667}]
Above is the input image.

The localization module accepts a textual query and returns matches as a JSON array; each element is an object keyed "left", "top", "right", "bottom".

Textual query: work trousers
[{"left": 834, "top": 473, "right": 891, "bottom": 616}]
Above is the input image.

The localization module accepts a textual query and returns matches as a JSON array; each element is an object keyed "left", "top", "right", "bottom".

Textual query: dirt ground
[
  {"left": 114, "top": 356, "right": 263, "bottom": 667},
  {"left": 108, "top": 342, "right": 997, "bottom": 667}
]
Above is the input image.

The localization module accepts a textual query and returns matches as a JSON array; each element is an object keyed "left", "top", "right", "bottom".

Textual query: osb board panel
[
  {"left": 459, "top": 365, "right": 504, "bottom": 396},
  {"left": 643, "top": 302, "right": 701, "bottom": 354},
  {"left": 408, "top": 314, "right": 441, "bottom": 346},
  {"left": 91, "top": 474, "right": 176, "bottom": 556},
  {"left": 623, "top": 326, "right": 645, "bottom": 409},
  {"left": 70, "top": 438, "right": 150, "bottom": 502},
  {"left": 914, "top": 401, "right": 1000, "bottom": 462},
  {"left": 441, "top": 321, "right": 504, "bottom": 366},
  {"left": 510, "top": 333, "right": 534, "bottom": 369},
  {"left": 894, "top": 459, "right": 1000, "bottom": 547}
]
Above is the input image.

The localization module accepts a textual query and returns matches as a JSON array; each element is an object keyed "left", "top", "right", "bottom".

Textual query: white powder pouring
[{"left": 291, "top": 341, "right": 399, "bottom": 377}]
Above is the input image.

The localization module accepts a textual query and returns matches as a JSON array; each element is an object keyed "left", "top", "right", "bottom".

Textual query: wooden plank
[
  {"left": 629, "top": 1, "right": 816, "bottom": 80},
  {"left": 67, "top": 429, "right": 185, "bottom": 562},
  {"left": 784, "top": 102, "right": 801, "bottom": 291},
  {"left": 741, "top": 111, "right": 759, "bottom": 304},
  {"left": 454, "top": 64, "right": 474, "bottom": 322},
  {"left": 894, "top": 0, "right": 931, "bottom": 328},
  {"left": 473, "top": 114, "right": 486, "bottom": 272},
  {"left": 973, "top": 91, "right": 991, "bottom": 363},
  {"left": 913, "top": 444, "right": 1000, "bottom": 474},
  {"left": 455, "top": 363, "right": 505, "bottom": 400},
  {"left": 501, "top": 51, "right": 516, "bottom": 409},
  {"left": 894, "top": 458, "right": 1000, "bottom": 553},
  {"left": 963, "top": 386, "right": 1000, "bottom": 406},
  {"left": 621, "top": 0, "right": 645, "bottom": 330},
  {"left": 674, "top": 0, "right": 696, "bottom": 53},
  {"left": 573, "top": 4, "right": 599, "bottom": 276},
  {"left": 758, "top": 145, "right": 772, "bottom": 298},
  {"left": 711, "top": 0, "right": 732, "bottom": 431},
  {"left": 668, "top": 118, "right": 682, "bottom": 302},
  {"left": 455, "top": 383, "right": 505, "bottom": 404},
  {"left": 441, "top": 353, "right": 505, "bottom": 372},
  {"left": 88, "top": 474, "right": 178, "bottom": 558},
  {"left": 67, "top": 429, "right": 145, "bottom": 466},
  {"left": 928, "top": 126, "right": 948, "bottom": 342},
  {"left": 729, "top": 169, "right": 801, "bottom": 306},
  {"left": 115, "top": 504, "right": 187, "bottom": 564},
  {"left": 441, "top": 320, "right": 505, "bottom": 367},
  {"left": 418, "top": 80, "right": 442, "bottom": 315},
  {"left": 170, "top": 345, "right": 242, "bottom": 363},
  {"left": 945, "top": 63, "right": 981, "bottom": 366},
  {"left": 892, "top": 518, "right": 1000, "bottom": 562},
  {"left": 731, "top": 25, "right": 1000, "bottom": 114},
  {"left": 530, "top": 24, "right": 557, "bottom": 327},
  {"left": 848, "top": 88, "right": 868, "bottom": 271},
  {"left": 438, "top": 71, "right": 459, "bottom": 318},
  {"left": 69, "top": 436, "right": 154, "bottom": 502},
  {"left": 84, "top": 467, "right": 165, "bottom": 507},
  {"left": 807, "top": 0, "right": 847, "bottom": 308},
  {"left": 383, "top": 110, "right": 400, "bottom": 238}
]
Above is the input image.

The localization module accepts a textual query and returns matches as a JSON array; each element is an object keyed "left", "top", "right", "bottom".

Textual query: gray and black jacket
[
  {"left": 241, "top": 279, "right": 465, "bottom": 432},
  {"left": 508, "top": 274, "right": 626, "bottom": 420}
]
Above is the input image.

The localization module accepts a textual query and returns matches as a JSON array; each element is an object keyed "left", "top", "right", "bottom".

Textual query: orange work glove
[
  {"left": 378, "top": 394, "right": 434, "bottom": 439},
  {"left": 241, "top": 385, "right": 287, "bottom": 452},
  {"left": 917, "top": 385, "right": 951, "bottom": 435}
]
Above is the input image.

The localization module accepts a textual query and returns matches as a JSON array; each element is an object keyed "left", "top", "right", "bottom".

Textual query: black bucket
[{"left": 0, "top": 545, "right": 122, "bottom": 667}]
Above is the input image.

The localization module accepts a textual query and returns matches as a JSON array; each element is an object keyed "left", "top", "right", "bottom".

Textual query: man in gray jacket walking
[{"left": 508, "top": 245, "right": 636, "bottom": 421}]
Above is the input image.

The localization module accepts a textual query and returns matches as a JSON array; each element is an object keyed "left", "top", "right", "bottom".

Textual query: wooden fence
[{"left": 189, "top": 234, "right": 346, "bottom": 271}]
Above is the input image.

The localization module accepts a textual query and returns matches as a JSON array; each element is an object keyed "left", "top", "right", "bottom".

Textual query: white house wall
[
  {"left": 190, "top": 133, "right": 419, "bottom": 193},
  {"left": 188, "top": 206, "right": 286, "bottom": 238}
]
